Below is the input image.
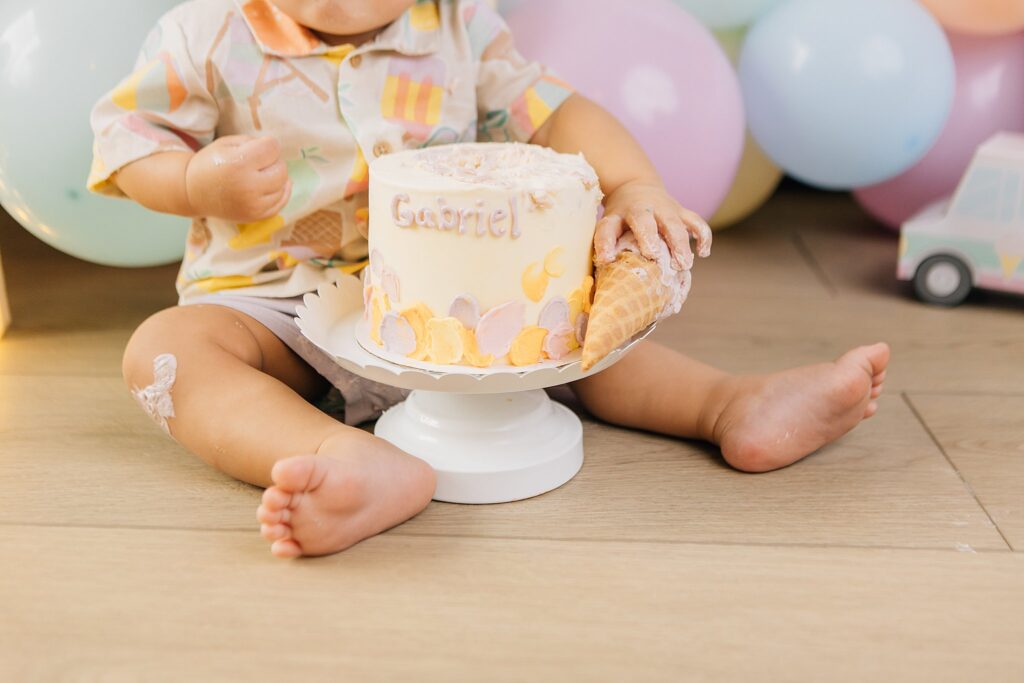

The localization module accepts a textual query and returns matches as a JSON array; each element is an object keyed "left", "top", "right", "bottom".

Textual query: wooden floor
[{"left": 1, "top": 189, "right": 1022, "bottom": 681}]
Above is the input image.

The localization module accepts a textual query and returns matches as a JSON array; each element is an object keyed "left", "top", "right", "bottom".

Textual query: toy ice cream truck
[{"left": 898, "top": 132, "right": 1024, "bottom": 306}]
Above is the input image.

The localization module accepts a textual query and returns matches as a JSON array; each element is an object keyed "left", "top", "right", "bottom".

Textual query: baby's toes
[
  {"left": 271, "top": 454, "right": 324, "bottom": 493},
  {"left": 873, "top": 370, "right": 887, "bottom": 388},
  {"left": 871, "top": 383, "right": 884, "bottom": 400},
  {"left": 257, "top": 503, "right": 290, "bottom": 525},
  {"left": 261, "top": 485, "right": 293, "bottom": 513},
  {"left": 271, "top": 538, "right": 302, "bottom": 559},
  {"left": 261, "top": 523, "right": 291, "bottom": 542}
]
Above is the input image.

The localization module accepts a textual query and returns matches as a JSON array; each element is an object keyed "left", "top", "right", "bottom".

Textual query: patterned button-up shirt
[{"left": 89, "top": 0, "right": 573, "bottom": 301}]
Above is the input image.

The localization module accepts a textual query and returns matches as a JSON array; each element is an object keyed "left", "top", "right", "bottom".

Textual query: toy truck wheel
[{"left": 913, "top": 255, "right": 972, "bottom": 306}]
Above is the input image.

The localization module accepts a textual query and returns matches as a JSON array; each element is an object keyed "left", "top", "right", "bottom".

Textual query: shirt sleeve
[
  {"left": 466, "top": 1, "right": 575, "bottom": 143},
  {"left": 88, "top": 11, "right": 218, "bottom": 197}
]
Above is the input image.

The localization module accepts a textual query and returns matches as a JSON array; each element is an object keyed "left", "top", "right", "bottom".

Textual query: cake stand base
[{"left": 374, "top": 389, "right": 583, "bottom": 504}]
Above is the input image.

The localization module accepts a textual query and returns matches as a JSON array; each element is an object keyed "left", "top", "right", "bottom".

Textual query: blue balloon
[
  {"left": 739, "top": 0, "right": 955, "bottom": 190},
  {"left": 0, "top": 0, "right": 187, "bottom": 267}
]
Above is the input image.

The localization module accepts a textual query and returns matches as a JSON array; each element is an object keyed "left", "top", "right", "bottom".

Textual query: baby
[{"left": 91, "top": 0, "right": 889, "bottom": 558}]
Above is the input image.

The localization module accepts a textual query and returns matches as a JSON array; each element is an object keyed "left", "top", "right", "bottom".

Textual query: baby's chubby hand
[
  {"left": 184, "top": 135, "right": 292, "bottom": 223},
  {"left": 594, "top": 180, "right": 712, "bottom": 271}
]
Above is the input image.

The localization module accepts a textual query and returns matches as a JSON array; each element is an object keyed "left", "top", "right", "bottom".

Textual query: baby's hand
[
  {"left": 184, "top": 135, "right": 292, "bottom": 223},
  {"left": 595, "top": 180, "right": 712, "bottom": 270}
]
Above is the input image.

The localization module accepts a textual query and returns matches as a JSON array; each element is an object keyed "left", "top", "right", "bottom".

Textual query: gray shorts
[{"left": 183, "top": 294, "right": 408, "bottom": 425}]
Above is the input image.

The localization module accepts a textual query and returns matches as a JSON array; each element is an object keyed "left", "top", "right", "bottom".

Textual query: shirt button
[
  {"left": 373, "top": 141, "right": 392, "bottom": 157},
  {"left": 349, "top": 54, "right": 362, "bottom": 68}
]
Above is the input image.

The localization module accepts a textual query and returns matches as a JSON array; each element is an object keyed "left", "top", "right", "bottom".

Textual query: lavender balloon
[{"left": 505, "top": 0, "right": 745, "bottom": 219}]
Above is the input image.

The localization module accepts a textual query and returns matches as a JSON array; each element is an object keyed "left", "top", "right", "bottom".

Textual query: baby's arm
[
  {"left": 89, "top": 10, "right": 289, "bottom": 225},
  {"left": 114, "top": 136, "right": 291, "bottom": 223},
  {"left": 530, "top": 94, "right": 712, "bottom": 270}
]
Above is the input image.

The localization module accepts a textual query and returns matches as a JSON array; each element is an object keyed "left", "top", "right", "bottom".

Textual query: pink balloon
[
  {"left": 505, "top": 0, "right": 745, "bottom": 219},
  {"left": 854, "top": 32, "right": 1024, "bottom": 230}
]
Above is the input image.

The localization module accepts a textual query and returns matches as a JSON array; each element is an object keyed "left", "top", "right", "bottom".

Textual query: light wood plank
[
  {"left": 690, "top": 201, "right": 832, "bottom": 300},
  {"left": 0, "top": 328, "right": 133, "bottom": 377},
  {"left": 656, "top": 292, "right": 1024, "bottom": 394},
  {"left": 1, "top": 526, "right": 1021, "bottom": 682},
  {"left": 0, "top": 375, "right": 258, "bottom": 527},
  {"left": 408, "top": 394, "right": 1007, "bottom": 550},
  {"left": 909, "top": 394, "right": 1024, "bottom": 551},
  {"left": 0, "top": 376, "right": 1006, "bottom": 550},
  {"left": 778, "top": 190, "right": 897, "bottom": 301}
]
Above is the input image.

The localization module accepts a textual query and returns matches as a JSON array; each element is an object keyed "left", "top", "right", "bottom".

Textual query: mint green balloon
[
  {"left": 674, "top": 0, "right": 784, "bottom": 28},
  {"left": 0, "top": 0, "right": 187, "bottom": 267}
]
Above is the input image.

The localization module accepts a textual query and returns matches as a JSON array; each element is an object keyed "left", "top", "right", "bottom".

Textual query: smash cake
[{"left": 362, "top": 142, "right": 691, "bottom": 371}]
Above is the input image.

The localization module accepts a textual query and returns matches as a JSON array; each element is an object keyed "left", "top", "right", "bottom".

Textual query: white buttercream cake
[{"left": 363, "top": 142, "right": 603, "bottom": 369}]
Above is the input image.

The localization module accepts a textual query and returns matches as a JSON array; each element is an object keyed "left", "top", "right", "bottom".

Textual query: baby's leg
[
  {"left": 122, "top": 305, "right": 435, "bottom": 557},
  {"left": 571, "top": 341, "right": 889, "bottom": 472}
]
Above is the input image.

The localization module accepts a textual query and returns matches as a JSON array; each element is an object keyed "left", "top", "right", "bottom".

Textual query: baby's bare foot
[
  {"left": 256, "top": 432, "right": 435, "bottom": 558},
  {"left": 713, "top": 343, "right": 890, "bottom": 473}
]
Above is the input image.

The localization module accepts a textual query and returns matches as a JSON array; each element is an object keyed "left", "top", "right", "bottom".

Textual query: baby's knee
[
  {"left": 122, "top": 306, "right": 261, "bottom": 387},
  {"left": 121, "top": 306, "right": 263, "bottom": 433},
  {"left": 122, "top": 310, "right": 191, "bottom": 434},
  {"left": 122, "top": 308, "right": 187, "bottom": 389}
]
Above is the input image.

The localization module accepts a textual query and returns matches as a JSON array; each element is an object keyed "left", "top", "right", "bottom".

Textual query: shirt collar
[{"left": 235, "top": 0, "right": 441, "bottom": 58}]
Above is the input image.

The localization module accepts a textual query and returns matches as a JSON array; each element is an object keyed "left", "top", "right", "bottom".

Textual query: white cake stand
[{"left": 296, "top": 277, "right": 653, "bottom": 504}]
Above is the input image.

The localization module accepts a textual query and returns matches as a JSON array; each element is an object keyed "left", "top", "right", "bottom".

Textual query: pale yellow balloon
[
  {"left": 710, "top": 132, "right": 784, "bottom": 229},
  {"left": 710, "top": 28, "right": 784, "bottom": 230},
  {"left": 714, "top": 26, "right": 746, "bottom": 63}
]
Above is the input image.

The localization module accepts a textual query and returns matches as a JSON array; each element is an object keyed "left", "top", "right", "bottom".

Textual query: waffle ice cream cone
[
  {"left": 282, "top": 210, "right": 342, "bottom": 259},
  {"left": 581, "top": 250, "right": 675, "bottom": 371}
]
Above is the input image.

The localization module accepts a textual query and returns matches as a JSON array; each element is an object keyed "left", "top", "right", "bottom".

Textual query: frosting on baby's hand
[
  {"left": 185, "top": 135, "right": 292, "bottom": 223},
  {"left": 612, "top": 233, "right": 692, "bottom": 319}
]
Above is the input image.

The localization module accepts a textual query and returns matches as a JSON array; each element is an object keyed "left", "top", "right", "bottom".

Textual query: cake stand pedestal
[
  {"left": 296, "top": 278, "right": 653, "bottom": 504},
  {"left": 375, "top": 389, "right": 582, "bottom": 504}
]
